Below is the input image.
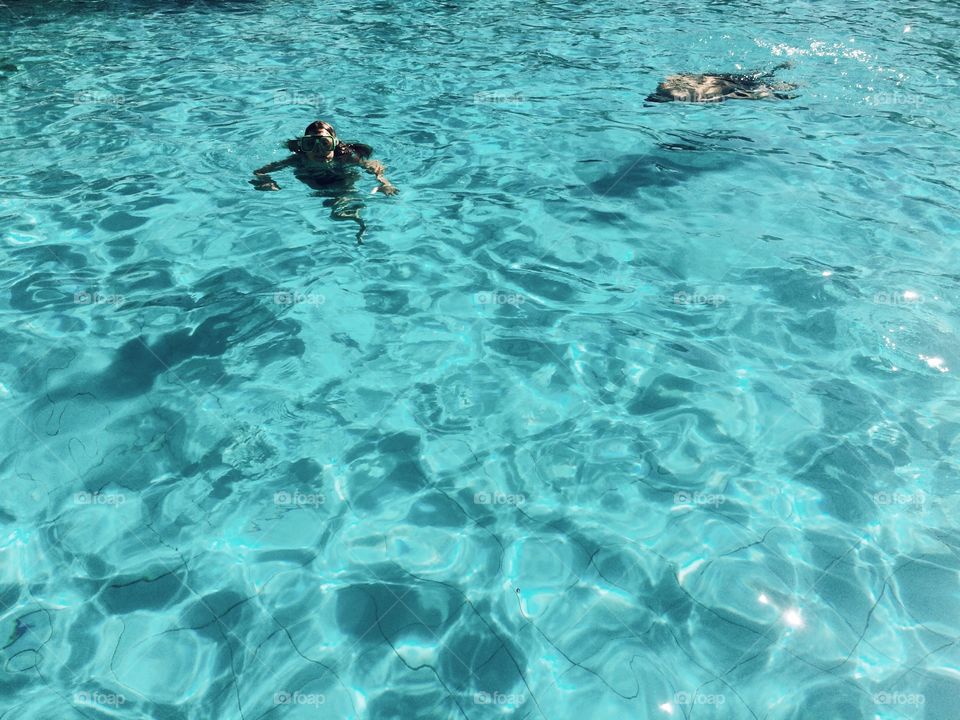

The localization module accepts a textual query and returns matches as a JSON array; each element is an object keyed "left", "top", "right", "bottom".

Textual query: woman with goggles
[
  {"left": 252, "top": 120, "right": 396, "bottom": 195},
  {"left": 251, "top": 120, "right": 396, "bottom": 243}
]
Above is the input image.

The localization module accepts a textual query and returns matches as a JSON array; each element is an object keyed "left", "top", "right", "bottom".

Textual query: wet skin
[
  {"left": 646, "top": 64, "right": 797, "bottom": 103},
  {"left": 251, "top": 129, "right": 396, "bottom": 242}
]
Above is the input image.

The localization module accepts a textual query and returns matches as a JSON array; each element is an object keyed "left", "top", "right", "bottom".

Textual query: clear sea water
[{"left": 2, "top": 0, "right": 959, "bottom": 718}]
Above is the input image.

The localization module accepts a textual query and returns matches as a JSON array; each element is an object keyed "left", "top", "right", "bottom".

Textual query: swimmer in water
[
  {"left": 251, "top": 120, "right": 397, "bottom": 242},
  {"left": 646, "top": 62, "right": 797, "bottom": 103}
]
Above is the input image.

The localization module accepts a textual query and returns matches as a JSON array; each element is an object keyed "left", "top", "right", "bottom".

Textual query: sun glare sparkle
[{"left": 783, "top": 609, "right": 804, "bottom": 628}]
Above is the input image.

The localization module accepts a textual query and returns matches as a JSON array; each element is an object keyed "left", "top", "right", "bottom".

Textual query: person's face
[{"left": 300, "top": 128, "right": 336, "bottom": 161}]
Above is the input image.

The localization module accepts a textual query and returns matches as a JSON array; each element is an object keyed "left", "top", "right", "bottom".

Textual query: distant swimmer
[
  {"left": 646, "top": 62, "right": 797, "bottom": 103},
  {"left": 251, "top": 120, "right": 396, "bottom": 242}
]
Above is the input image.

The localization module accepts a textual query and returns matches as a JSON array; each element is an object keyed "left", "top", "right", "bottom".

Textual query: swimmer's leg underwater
[
  {"left": 714, "top": 61, "right": 798, "bottom": 98},
  {"left": 300, "top": 175, "right": 368, "bottom": 244},
  {"left": 321, "top": 192, "right": 367, "bottom": 245}
]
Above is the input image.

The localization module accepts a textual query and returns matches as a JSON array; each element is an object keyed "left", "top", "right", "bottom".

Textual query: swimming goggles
[{"left": 297, "top": 134, "right": 338, "bottom": 153}]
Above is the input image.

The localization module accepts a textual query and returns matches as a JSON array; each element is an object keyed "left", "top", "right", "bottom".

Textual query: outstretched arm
[
  {"left": 251, "top": 156, "right": 295, "bottom": 191},
  {"left": 359, "top": 159, "right": 397, "bottom": 196}
]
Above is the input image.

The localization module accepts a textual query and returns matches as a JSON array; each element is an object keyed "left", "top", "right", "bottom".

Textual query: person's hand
[
  {"left": 380, "top": 183, "right": 398, "bottom": 196},
  {"left": 253, "top": 179, "right": 280, "bottom": 191}
]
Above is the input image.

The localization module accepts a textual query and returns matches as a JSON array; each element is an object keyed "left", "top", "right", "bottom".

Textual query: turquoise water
[{"left": 2, "top": 0, "right": 960, "bottom": 717}]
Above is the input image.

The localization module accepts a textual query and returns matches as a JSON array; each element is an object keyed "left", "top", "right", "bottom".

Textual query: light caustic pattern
[{"left": 1, "top": 0, "right": 959, "bottom": 719}]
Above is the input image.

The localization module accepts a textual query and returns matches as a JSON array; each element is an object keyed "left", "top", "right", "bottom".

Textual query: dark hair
[
  {"left": 286, "top": 120, "right": 337, "bottom": 153},
  {"left": 304, "top": 120, "right": 336, "bottom": 136},
  {"left": 284, "top": 120, "right": 375, "bottom": 159},
  {"left": 347, "top": 142, "right": 373, "bottom": 159}
]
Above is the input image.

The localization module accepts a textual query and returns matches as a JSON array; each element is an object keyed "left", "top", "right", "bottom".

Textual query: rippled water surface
[{"left": 2, "top": 0, "right": 960, "bottom": 718}]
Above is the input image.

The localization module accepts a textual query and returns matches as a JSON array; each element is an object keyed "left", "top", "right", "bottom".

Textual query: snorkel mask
[{"left": 297, "top": 133, "right": 338, "bottom": 154}]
